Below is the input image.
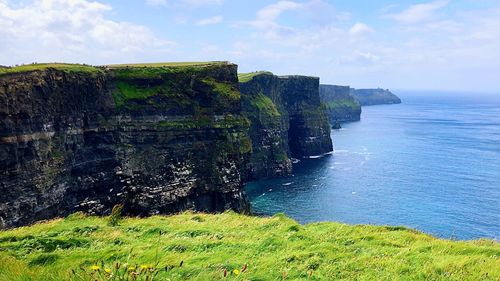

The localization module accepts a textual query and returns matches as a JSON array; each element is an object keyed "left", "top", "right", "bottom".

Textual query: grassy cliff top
[
  {"left": 0, "top": 212, "right": 498, "bottom": 280},
  {"left": 0, "top": 63, "right": 102, "bottom": 76},
  {"left": 0, "top": 62, "right": 232, "bottom": 76},
  {"left": 106, "top": 61, "right": 231, "bottom": 69},
  {"left": 238, "top": 71, "right": 274, "bottom": 83}
]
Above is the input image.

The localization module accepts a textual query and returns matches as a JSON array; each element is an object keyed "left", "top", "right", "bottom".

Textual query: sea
[{"left": 245, "top": 93, "right": 500, "bottom": 240}]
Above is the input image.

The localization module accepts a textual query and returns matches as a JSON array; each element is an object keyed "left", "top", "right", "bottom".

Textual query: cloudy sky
[{"left": 1, "top": 0, "right": 499, "bottom": 92}]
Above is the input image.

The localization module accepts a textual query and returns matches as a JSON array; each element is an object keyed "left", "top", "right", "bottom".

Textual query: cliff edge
[
  {"left": 352, "top": 88, "right": 402, "bottom": 106},
  {"left": 319, "top": 84, "right": 361, "bottom": 124},
  {"left": 0, "top": 62, "right": 251, "bottom": 228},
  {"left": 240, "top": 72, "right": 333, "bottom": 180}
]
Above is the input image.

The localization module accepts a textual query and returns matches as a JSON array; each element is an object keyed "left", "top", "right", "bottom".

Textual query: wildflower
[
  {"left": 128, "top": 266, "right": 136, "bottom": 272},
  {"left": 233, "top": 269, "right": 240, "bottom": 276},
  {"left": 140, "top": 264, "right": 152, "bottom": 270},
  {"left": 91, "top": 265, "right": 100, "bottom": 271},
  {"left": 104, "top": 268, "right": 112, "bottom": 274}
]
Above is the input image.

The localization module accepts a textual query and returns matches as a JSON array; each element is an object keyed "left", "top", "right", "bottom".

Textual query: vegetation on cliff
[
  {"left": 0, "top": 61, "right": 250, "bottom": 228},
  {"left": 324, "top": 100, "right": 360, "bottom": 111},
  {"left": 0, "top": 212, "right": 498, "bottom": 281},
  {"left": 0, "top": 63, "right": 103, "bottom": 76},
  {"left": 352, "top": 88, "right": 402, "bottom": 106},
  {"left": 319, "top": 85, "right": 362, "bottom": 123},
  {"left": 238, "top": 71, "right": 274, "bottom": 83},
  {"left": 110, "top": 63, "right": 240, "bottom": 112}
]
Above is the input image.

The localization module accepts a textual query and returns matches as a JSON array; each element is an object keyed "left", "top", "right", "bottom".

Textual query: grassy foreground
[{"left": 0, "top": 212, "right": 498, "bottom": 281}]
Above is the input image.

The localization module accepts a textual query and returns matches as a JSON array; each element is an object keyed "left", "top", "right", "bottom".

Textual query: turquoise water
[{"left": 246, "top": 94, "right": 500, "bottom": 240}]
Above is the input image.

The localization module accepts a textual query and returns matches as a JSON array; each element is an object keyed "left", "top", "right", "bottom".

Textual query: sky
[{"left": 1, "top": 0, "right": 500, "bottom": 93}]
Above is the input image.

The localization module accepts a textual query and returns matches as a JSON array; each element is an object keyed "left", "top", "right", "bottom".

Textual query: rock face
[
  {"left": 240, "top": 72, "right": 333, "bottom": 180},
  {"left": 319, "top": 85, "right": 361, "bottom": 124},
  {"left": 240, "top": 73, "right": 292, "bottom": 180},
  {"left": 0, "top": 63, "right": 251, "bottom": 228},
  {"left": 281, "top": 76, "right": 333, "bottom": 158},
  {"left": 352, "top": 88, "right": 401, "bottom": 106}
]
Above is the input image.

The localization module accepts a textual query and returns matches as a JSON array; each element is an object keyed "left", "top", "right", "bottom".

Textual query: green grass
[
  {"left": 0, "top": 63, "right": 103, "bottom": 76},
  {"left": 0, "top": 62, "right": 229, "bottom": 77},
  {"left": 248, "top": 92, "right": 281, "bottom": 118},
  {"left": 106, "top": 62, "right": 229, "bottom": 68},
  {"left": 202, "top": 78, "right": 241, "bottom": 101},
  {"left": 238, "top": 71, "right": 274, "bottom": 83},
  {"left": 325, "top": 99, "right": 360, "bottom": 111},
  {"left": 0, "top": 212, "right": 498, "bottom": 280}
]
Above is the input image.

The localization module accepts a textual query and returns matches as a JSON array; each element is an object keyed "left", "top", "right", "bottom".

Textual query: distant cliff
[
  {"left": 319, "top": 85, "right": 361, "bottom": 124},
  {"left": 352, "top": 88, "right": 401, "bottom": 106},
  {"left": 0, "top": 62, "right": 251, "bottom": 228},
  {"left": 240, "top": 72, "right": 333, "bottom": 180}
]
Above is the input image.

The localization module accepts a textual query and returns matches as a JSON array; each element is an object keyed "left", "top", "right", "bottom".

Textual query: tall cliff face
[
  {"left": 352, "top": 88, "right": 401, "bottom": 106},
  {"left": 239, "top": 73, "right": 292, "bottom": 180},
  {"left": 319, "top": 84, "right": 361, "bottom": 124},
  {"left": 280, "top": 76, "right": 333, "bottom": 158},
  {"left": 0, "top": 63, "right": 251, "bottom": 228},
  {"left": 239, "top": 73, "right": 333, "bottom": 180}
]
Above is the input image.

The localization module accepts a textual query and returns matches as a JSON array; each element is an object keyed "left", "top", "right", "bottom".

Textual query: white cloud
[
  {"left": 145, "top": 0, "right": 222, "bottom": 8},
  {"left": 349, "top": 22, "right": 374, "bottom": 36},
  {"left": 196, "top": 15, "right": 223, "bottom": 26},
  {"left": 0, "top": 0, "right": 175, "bottom": 65},
  {"left": 145, "top": 0, "right": 167, "bottom": 6},
  {"left": 241, "top": 1, "right": 303, "bottom": 30},
  {"left": 384, "top": 0, "right": 449, "bottom": 24}
]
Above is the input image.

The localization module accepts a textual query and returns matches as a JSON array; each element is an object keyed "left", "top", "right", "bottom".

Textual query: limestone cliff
[
  {"left": 319, "top": 85, "right": 361, "bottom": 124},
  {"left": 0, "top": 63, "right": 251, "bottom": 228},
  {"left": 239, "top": 73, "right": 292, "bottom": 180},
  {"left": 352, "top": 88, "right": 401, "bottom": 106},
  {"left": 280, "top": 76, "right": 333, "bottom": 158},
  {"left": 239, "top": 72, "right": 333, "bottom": 180}
]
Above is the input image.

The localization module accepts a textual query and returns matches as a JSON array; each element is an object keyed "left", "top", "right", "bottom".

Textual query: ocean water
[{"left": 245, "top": 94, "right": 500, "bottom": 240}]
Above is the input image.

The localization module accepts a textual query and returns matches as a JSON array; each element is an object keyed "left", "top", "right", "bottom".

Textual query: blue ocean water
[{"left": 245, "top": 94, "right": 500, "bottom": 240}]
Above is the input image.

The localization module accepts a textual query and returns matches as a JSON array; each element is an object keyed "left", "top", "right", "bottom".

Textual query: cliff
[
  {"left": 239, "top": 72, "right": 292, "bottom": 180},
  {"left": 0, "top": 63, "right": 251, "bottom": 228},
  {"left": 352, "top": 88, "right": 402, "bottom": 106},
  {"left": 239, "top": 72, "right": 332, "bottom": 180},
  {"left": 281, "top": 76, "right": 333, "bottom": 158},
  {"left": 319, "top": 84, "right": 361, "bottom": 124}
]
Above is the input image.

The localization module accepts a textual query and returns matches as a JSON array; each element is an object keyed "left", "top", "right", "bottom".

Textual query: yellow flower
[
  {"left": 140, "top": 264, "right": 151, "bottom": 270},
  {"left": 91, "top": 265, "right": 100, "bottom": 271},
  {"left": 233, "top": 269, "right": 240, "bottom": 276},
  {"left": 104, "top": 268, "right": 112, "bottom": 274},
  {"left": 128, "top": 266, "right": 136, "bottom": 272}
]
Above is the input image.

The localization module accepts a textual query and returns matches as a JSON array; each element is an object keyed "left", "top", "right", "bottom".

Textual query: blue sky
[{"left": 1, "top": 0, "right": 500, "bottom": 92}]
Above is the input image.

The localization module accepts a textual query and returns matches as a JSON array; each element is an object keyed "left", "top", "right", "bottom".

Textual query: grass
[
  {"left": 110, "top": 65, "right": 239, "bottom": 109},
  {"left": 325, "top": 99, "right": 361, "bottom": 111},
  {"left": 238, "top": 71, "right": 274, "bottom": 83},
  {"left": 106, "top": 62, "right": 229, "bottom": 68},
  {"left": 0, "top": 212, "right": 498, "bottom": 281},
  {"left": 0, "top": 62, "right": 230, "bottom": 77},
  {"left": 0, "top": 63, "right": 103, "bottom": 76},
  {"left": 202, "top": 78, "right": 241, "bottom": 101},
  {"left": 247, "top": 92, "right": 281, "bottom": 118}
]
